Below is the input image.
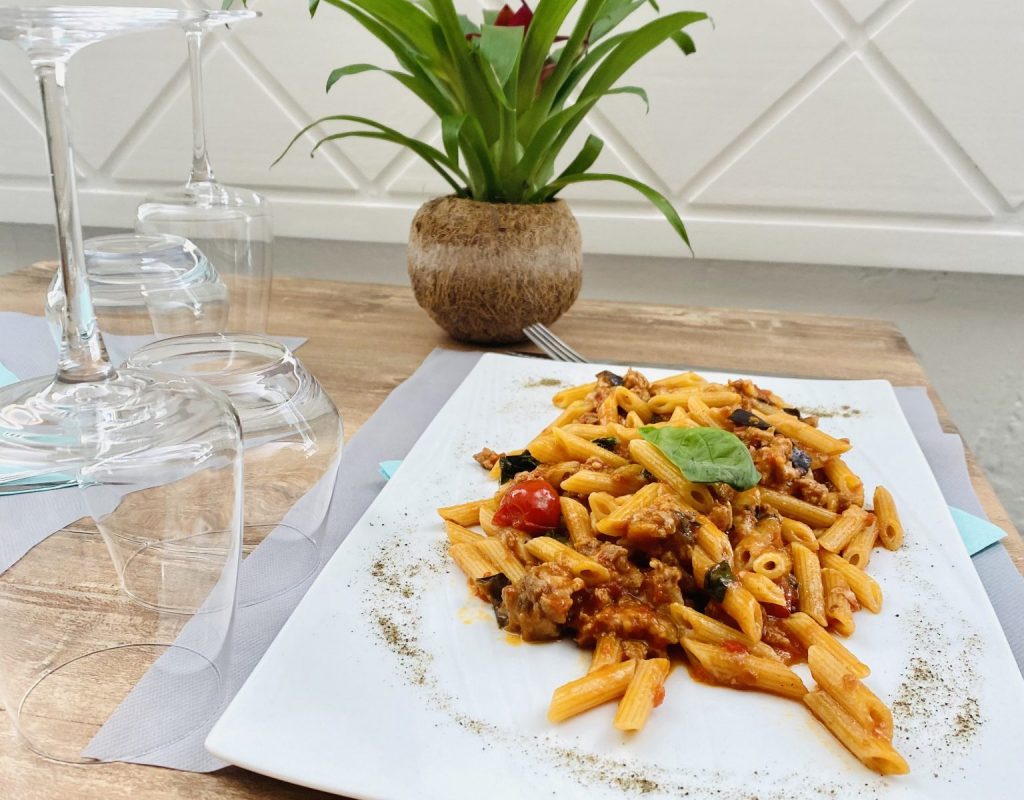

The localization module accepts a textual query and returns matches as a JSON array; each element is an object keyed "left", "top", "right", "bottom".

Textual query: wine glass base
[{"left": 0, "top": 369, "right": 220, "bottom": 486}]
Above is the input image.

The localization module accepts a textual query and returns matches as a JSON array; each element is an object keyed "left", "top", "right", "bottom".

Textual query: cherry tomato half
[{"left": 493, "top": 479, "right": 561, "bottom": 534}]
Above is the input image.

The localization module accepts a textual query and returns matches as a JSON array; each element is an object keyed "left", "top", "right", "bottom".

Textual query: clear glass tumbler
[
  {"left": 127, "top": 333, "right": 344, "bottom": 606},
  {"left": 45, "top": 233, "right": 229, "bottom": 339},
  {"left": 135, "top": 9, "right": 271, "bottom": 334}
]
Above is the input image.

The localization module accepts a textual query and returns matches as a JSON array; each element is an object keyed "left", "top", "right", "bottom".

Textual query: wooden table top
[{"left": 1, "top": 262, "right": 1020, "bottom": 799}]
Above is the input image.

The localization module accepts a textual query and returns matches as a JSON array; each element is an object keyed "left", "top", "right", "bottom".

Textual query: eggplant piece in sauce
[{"left": 476, "top": 573, "right": 511, "bottom": 628}]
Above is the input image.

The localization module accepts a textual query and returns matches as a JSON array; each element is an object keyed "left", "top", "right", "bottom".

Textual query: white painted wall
[{"left": 0, "top": 0, "right": 1021, "bottom": 273}]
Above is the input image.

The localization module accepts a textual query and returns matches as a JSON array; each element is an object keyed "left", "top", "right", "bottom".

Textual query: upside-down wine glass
[
  {"left": 136, "top": 8, "right": 272, "bottom": 334},
  {"left": 0, "top": 7, "right": 244, "bottom": 762}
]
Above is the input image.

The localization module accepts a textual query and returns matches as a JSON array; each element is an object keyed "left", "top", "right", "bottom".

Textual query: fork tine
[
  {"left": 524, "top": 324, "right": 569, "bottom": 361},
  {"left": 522, "top": 324, "right": 556, "bottom": 360},
  {"left": 524, "top": 323, "right": 588, "bottom": 363},
  {"left": 523, "top": 323, "right": 571, "bottom": 362},
  {"left": 542, "top": 325, "right": 588, "bottom": 363},
  {"left": 528, "top": 325, "right": 571, "bottom": 361}
]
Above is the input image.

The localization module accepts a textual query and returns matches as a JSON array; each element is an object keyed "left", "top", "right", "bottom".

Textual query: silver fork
[{"left": 522, "top": 323, "right": 589, "bottom": 363}]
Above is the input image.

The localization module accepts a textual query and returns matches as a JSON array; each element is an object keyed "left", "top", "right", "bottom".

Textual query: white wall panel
[{"left": 0, "top": 0, "right": 1020, "bottom": 274}]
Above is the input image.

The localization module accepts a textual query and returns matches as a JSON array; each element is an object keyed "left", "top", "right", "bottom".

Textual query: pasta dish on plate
[{"left": 438, "top": 367, "right": 908, "bottom": 776}]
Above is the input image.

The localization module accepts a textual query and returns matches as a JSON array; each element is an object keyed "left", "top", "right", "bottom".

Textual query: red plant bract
[{"left": 494, "top": 3, "right": 533, "bottom": 30}]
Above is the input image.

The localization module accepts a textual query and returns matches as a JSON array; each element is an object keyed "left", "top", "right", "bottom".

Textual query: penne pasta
[
  {"left": 751, "top": 549, "right": 792, "bottom": 581},
  {"left": 525, "top": 433, "right": 567, "bottom": 464},
  {"left": 549, "top": 400, "right": 590, "bottom": 429},
  {"left": 817, "top": 506, "right": 869, "bottom": 553},
  {"left": 444, "top": 519, "right": 484, "bottom": 546},
  {"left": 560, "top": 468, "right": 646, "bottom": 497},
  {"left": 552, "top": 382, "right": 596, "bottom": 408},
  {"left": 548, "top": 660, "right": 637, "bottom": 722},
  {"left": 614, "top": 658, "right": 670, "bottom": 731},
  {"left": 595, "top": 482, "right": 665, "bottom": 535},
  {"left": 686, "top": 395, "right": 724, "bottom": 428},
  {"left": 681, "top": 639, "right": 807, "bottom": 700},
  {"left": 614, "top": 386, "right": 654, "bottom": 423},
  {"left": 755, "top": 411, "right": 852, "bottom": 456},
  {"left": 762, "top": 489, "right": 839, "bottom": 528},
  {"left": 669, "top": 603, "right": 780, "bottom": 661},
  {"left": 473, "top": 538, "right": 526, "bottom": 582},
  {"left": 587, "top": 491, "right": 620, "bottom": 522},
  {"left": 628, "top": 438, "right": 715, "bottom": 512},
  {"left": 791, "top": 542, "right": 828, "bottom": 627},
  {"left": 780, "top": 516, "right": 819, "bottom": 551},
  {"left": 722, "top": 583, "right": 764, "bottom": 642},
  {"left": 649, "top": 371, "right": 708, "bottom": 391},
  {"left": 824, "top": 457, "right": 865, "bottom": 505},
  {"left": 590, "top": 634, "right": 623, "bottom": 673},
  {"left": 804, "top": 691, "right": 909, "bottom": 775},
  {"left": 781, "top": 612, "right": 869, "bottom": 678},
  {"left": 438, "top": 499, "right": 488, "bottom": 527},
  {"left": 820, "top": 551, "right": 883, "bottom": 613},
  {"left": 739, "top": 571, "right": 787, "bottom": 607},
  {"left": 821, "top": 567, "right": 857, "bottom": 637},
  {"left": 842, "top": 520, "right": 877, "bottom": 569},
  {"left": 873, "top": 486, "right": 904, "bottom": 551},
  {"left": 448, "top": 542, "right": 497, "bottom": 581},
  {"left": 560, "top": 496, "right": 596, "bottom": 549},
  {"left": 551, "top": 426, "right": 629, "bottom": 468},
  {"left": 525, "top": 536, "right": 610, "bottom": 585},
  {"left": 689, "top": 544, "right": 716, "bottom": 588},
  {"left": 807, "top": 645, "right": 892, "bottom": 739}
]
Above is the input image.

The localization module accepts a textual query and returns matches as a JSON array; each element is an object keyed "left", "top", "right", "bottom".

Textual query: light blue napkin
[
  {"left": 376, "top": 460, "right": 1006, "bottom": 557},
  {"left": 0, "top": 358, "right": 76, "bottom": 493},
  {"left": 378, "top": 460, "right": 403, "bottom": 481},
  {"left": 950, "top": 505, "right": 1007, "bottom": 555}
]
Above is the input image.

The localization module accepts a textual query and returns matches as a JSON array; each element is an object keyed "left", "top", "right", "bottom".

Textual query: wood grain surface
[{"left": 1, "top": 262, "right": 1019, "bottom": 799}]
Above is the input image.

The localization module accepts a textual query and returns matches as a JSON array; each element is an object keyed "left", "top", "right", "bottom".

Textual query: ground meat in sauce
[
  {"left": 793, "top": 474, "right": 830, "bottom": 506},
  {"left": 573, "top": 599, "right": 678, "bottom": 656},
  {"left": 707, "top": 503, "right": 733, "bottom": 532},
  {"left": 622, "top": 369, "right": 652, "bottom": 401},
  {"left": 473, "top": 447, "right": 501, "bottom": 470},
  {"left": 625, "top": 505, "right": 691, "bottom": 542},
  {"left": 502, "top": 563, "right": 584, "bottom": 641},
  {"left": 734, "top": 424, "right": 833, "bottom": 507}
]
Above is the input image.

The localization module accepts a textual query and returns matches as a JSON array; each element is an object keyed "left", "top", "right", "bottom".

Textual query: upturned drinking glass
[
  {"left": 45, "top": 232, "right": 230, "bottom": 339},
  {"left": 0, "top": 7, "right": 244, "bottom": 763},
  {"left": 128, "top": 333, "right": 344, "bottom": 606},
  {"left": 135, "top": 8, "right": 272, "bottom": 334}
]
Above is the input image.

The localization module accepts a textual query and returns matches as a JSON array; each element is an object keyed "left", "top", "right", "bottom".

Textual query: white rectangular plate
[{"left": 207, "top": 354, "right": 1024, "bottom": 799}]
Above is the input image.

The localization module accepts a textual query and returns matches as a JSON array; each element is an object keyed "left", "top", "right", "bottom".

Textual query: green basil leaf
[{"left": 637, "top": 426, "right": 761, "bottom": 490}]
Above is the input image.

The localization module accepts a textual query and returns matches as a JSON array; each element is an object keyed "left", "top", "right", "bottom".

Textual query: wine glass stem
[
  {"left": 35, "top": 61, "right": 113, "bottom": 383},
  {"left": 187, "top": 29, "right": 215, "bottom": 185}
]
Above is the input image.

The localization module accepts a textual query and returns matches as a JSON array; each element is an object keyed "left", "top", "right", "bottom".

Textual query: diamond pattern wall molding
[{"left": 0, "top": 0, "right": 1019, "bottom": 273}]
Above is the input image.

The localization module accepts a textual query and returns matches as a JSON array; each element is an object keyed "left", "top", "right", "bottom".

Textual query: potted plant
[{"left": 277, "top": 0, "right": 707, "bottom": 343}]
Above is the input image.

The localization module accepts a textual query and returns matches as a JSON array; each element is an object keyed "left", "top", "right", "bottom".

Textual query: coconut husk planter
[{"left": 408, "top": 196, "right": 582, "bottom": 344}]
